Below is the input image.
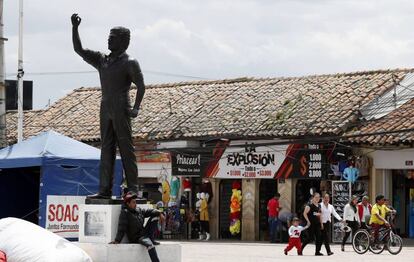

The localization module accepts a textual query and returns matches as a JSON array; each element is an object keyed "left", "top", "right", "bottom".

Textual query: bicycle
[{"left": 352, "top": 213, "right": 403, "bottom": 255}]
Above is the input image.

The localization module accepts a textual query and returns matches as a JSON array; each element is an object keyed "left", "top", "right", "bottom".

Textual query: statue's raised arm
[
  {"left": 71, "top": 14, "right": 84, "bottom": 55},
  {"left": 71, "top": 14, "right": 103, "bottom": 69}
]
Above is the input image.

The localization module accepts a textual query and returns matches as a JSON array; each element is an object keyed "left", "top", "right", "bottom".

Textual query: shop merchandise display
[
  {"left": 201, "top": 179, "right": 213, "bottom": 204},
  {"left": 229, "top": 181, "right": 242, "bottom": 235},
  {"left": 170, "top": 176, "right": 180, "bottom": 201},
  {"left": 183, "top": 178, "right": 192, "bottom": 192},
  {"left": 157, "top": 173, "right": 170, "bottom": 206},
  {"left": 342, "top": 162, "right": 360, "bottom": 184},
  {"left": 199, "top": 193, "right": 210, "bottom": 240}
]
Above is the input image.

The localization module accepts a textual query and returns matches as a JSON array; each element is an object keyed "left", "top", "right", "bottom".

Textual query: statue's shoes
[{"left": 87, "top": 193, "right": 111, "bottom": 199}]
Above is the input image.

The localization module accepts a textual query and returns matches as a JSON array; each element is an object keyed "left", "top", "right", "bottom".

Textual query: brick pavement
[{"left": 179, "top": 241, "right": 414, "bottom": 262}]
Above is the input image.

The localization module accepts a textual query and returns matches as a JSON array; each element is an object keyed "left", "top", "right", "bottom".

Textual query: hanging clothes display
[
  {"left": 183, "top": 178, "right": 192, "bottom": 192},
  {"left": 343, "top": 162, "right": 360, "bottom": 184},
  {"left": 229, "top": 181, "right": 242, "bottom": 235},
  {"left": 170, "top": 176, "right": 180, "bottom": 201},
  {"left": 201, "top": 179, "right": 213, "bottom": 204},
  {"left": 199, "top": 192, "right": 210, "bottom": 240}
]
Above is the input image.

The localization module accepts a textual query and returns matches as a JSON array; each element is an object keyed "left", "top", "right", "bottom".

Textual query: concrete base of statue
[
  {"left": 78, "top": 203, "right": 122, "bottom": 243},
  {"left": 78, "top": 200, "right": 156, "bottom": 244},
  {"left": 74, "top": 242, "right": 182, "bottom": 262}
]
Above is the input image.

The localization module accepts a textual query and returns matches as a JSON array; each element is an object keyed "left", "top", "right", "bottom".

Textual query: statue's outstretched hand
[
  {"left": 71, "top": 14, "right": 81, "bottom": 27},
  {"left": 127, "top": 108, "right": 139, "bottom": 118}
]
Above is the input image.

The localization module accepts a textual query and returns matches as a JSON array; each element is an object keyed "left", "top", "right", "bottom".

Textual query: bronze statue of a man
[{"left": 71, "top": 14, "right": 145, "bottom": 199}]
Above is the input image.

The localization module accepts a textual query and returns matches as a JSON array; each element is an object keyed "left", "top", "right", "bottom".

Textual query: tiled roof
[
  {"left": 6, "top": 68, "right": 414, "bottom": 144},
  {"left": 346, "top": 98, "right": 414, "bottom": 145}
]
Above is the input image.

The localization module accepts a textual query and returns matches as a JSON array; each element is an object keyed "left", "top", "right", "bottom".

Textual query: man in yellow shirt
[{"left": 369, "top": 194, "right": 393, "bottom": 243}]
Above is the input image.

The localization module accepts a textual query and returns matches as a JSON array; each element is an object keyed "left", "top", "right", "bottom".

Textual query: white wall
[{"left": 371, "top": 148, "right": 414, "bottom": 170}]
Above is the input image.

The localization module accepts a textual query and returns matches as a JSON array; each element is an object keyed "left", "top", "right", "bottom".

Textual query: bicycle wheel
[
  {"left": 353, "top": 229, "right": 370, "bottom": 254},
  {"left": 387, "top": 235, "right": 403, "bottom": 255},
  {"left": 369, "top": 242, "right": 385, "bottom": 254}
]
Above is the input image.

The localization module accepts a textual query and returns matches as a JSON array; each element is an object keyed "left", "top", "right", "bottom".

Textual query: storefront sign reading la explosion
[{"left": 214, "top": 143, "right": 287, "bottom": 179}]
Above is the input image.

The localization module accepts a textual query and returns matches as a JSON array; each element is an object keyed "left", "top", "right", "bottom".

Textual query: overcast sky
[{"left": 4, "top": 0, "right": 414, "bottom": 109}]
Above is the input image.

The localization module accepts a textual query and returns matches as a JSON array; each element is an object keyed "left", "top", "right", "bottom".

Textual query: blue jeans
[{"left": 268, "top": 217, "right": 280, "bottom": 242}]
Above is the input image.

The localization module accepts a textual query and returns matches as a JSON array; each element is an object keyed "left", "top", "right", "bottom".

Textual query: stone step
[{"left": 74, "top": 242, "right": 181, "bottom": 262}]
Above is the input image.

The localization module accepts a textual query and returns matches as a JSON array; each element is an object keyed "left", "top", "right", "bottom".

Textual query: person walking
[
  {"left": 267, "top": 193, "right": 281, "bottom": 243},
  {"left": 357, "top": 196, "right": 372, "bottom": 229},
  {"left": 320, "top": 193, "right": 342, "bottom": 256},
  {"left": 341, "top": 195, "right": 360, "bottom": 251},
  {"left": 302, "top": 192, "right": 324, "bottom": 256},
  {"left": 284, "top": 217, "right": 310, "bottom": 256}
]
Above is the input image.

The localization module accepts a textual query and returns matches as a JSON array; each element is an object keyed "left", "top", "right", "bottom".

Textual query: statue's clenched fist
[{"left": 71, "top": 14, "right": 81, "bottom": 27}]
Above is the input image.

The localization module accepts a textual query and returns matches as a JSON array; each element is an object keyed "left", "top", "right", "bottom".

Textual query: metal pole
[
  {"left": 17, "top": 0, "right": 24, "bottom": 142},
  {"left": 0, "top": 0, "right": 7, "bottom": 148}
]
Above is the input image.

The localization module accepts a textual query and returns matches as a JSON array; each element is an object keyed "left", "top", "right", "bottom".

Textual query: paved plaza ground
[{"left": 179, "top": 241, "right": 414, "bottom": 262}]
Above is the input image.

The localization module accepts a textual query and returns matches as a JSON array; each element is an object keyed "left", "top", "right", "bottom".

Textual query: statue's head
[{"left": 108, "top": 26, "right": 130, "bottom": 52}]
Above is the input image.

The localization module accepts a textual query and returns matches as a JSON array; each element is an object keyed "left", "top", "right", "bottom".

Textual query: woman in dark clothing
[
  {"left": 302, "top": 192, "right": 324, "bottom": 256},
  {"left": 341, "top": 195, "right": 360, "bottom": 251}
]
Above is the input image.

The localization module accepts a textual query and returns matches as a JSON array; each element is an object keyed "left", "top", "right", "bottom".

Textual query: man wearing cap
[
  {"left": 71, "top": 14, "right": 145, "bottom": 199},
  {"left": 357, "top": 196, "right": 372, "bottom": 229},
  {"left": 110, "top": 192, "right": 165, "bottom": 262}
]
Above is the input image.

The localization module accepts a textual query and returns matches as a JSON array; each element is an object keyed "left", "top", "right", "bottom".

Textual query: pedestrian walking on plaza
[
  {"left": 302, "top": 192, "right": 324, "bottom": 256},
  {"left": 320, "top": 193, "right": 342, "bottom": 256},
  {"left": 357, "top": 196, "right": 372, "bottom": 229},
  {"left": 341, "top": 195, "right": 360, "bottom": 251},
  {"left": 284, "top": 217, "right": 310, "bottom": 256},
  {"left": 110, "top": 192, "right": 165, "bottom": 262},
  {"left": 267, "top": 193, "right": 281, "bottom": 243}
]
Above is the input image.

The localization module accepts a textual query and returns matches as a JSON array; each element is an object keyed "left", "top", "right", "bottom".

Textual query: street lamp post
[{"left": 17, "top": 0, "right": 24, "bottom": 142}]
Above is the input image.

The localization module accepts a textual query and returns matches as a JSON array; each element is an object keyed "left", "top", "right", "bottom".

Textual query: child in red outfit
[{"left": 284, "top": 217, "right": 310, "bottom": 256}]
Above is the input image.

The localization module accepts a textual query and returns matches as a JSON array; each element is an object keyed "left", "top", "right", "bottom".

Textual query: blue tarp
[
  {"left": 0, "top": 130, "right": 123, "bottom": 228},
  {"left": 0, "top": 130, "right": 105, "bottom": 168}
]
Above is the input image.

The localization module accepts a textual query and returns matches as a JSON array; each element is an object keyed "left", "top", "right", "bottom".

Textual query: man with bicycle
[{"left": 369, "top": 194, "right": 395, "bottom": 245}]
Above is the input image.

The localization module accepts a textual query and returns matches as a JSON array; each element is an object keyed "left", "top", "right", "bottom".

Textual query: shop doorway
[
  {"left": 259, "top": 179, "right": 278, "bottom": 241},
  {"left": 219, "top": 179, "right": 242, "bottom": 239},
  {"left": 295, "top": 179, "right": 321, "bottom": 218},
  {"left": 392, "top": 170, "right": 414, "bottom": 238}
]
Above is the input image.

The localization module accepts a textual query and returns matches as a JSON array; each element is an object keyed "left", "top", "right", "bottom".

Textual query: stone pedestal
[
  {"left": 79, "top": 201, "right": 153, "bottom": 243},
  {"left": 79, "top": 204, "right": 122, "bottom": 243}
]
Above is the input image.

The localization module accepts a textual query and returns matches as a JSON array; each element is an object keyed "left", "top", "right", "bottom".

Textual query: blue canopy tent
[{"left": 0, "top": 130, "right": 123, "bottom": 228}]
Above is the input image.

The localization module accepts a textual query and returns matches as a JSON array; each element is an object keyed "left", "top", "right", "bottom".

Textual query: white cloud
[{"left": 3, "top": 0, "right": 414, "bottom": 108}]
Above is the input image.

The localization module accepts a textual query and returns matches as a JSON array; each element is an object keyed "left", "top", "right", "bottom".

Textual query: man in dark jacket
[{"left": 110, "top": 192, "right": 164, "bottom": 262}]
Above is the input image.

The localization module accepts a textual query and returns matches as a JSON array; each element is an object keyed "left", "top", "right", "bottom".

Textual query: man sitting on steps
[{"left": 110, "top": 191, "right": 165, "bottom": 262}]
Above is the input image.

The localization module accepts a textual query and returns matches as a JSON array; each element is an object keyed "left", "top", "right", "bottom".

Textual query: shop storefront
[
  {"left": 275, "top": 143, "right": 371, "bottom": 242},
  {"left": 137, "top": 140, "right": 373, "bottom": 242},
  {"left": 206, "top": 141, "right": 287, "bottom": 241},
  {"left": 370, "top": 148, "right": 414, "bottom": 238}
]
